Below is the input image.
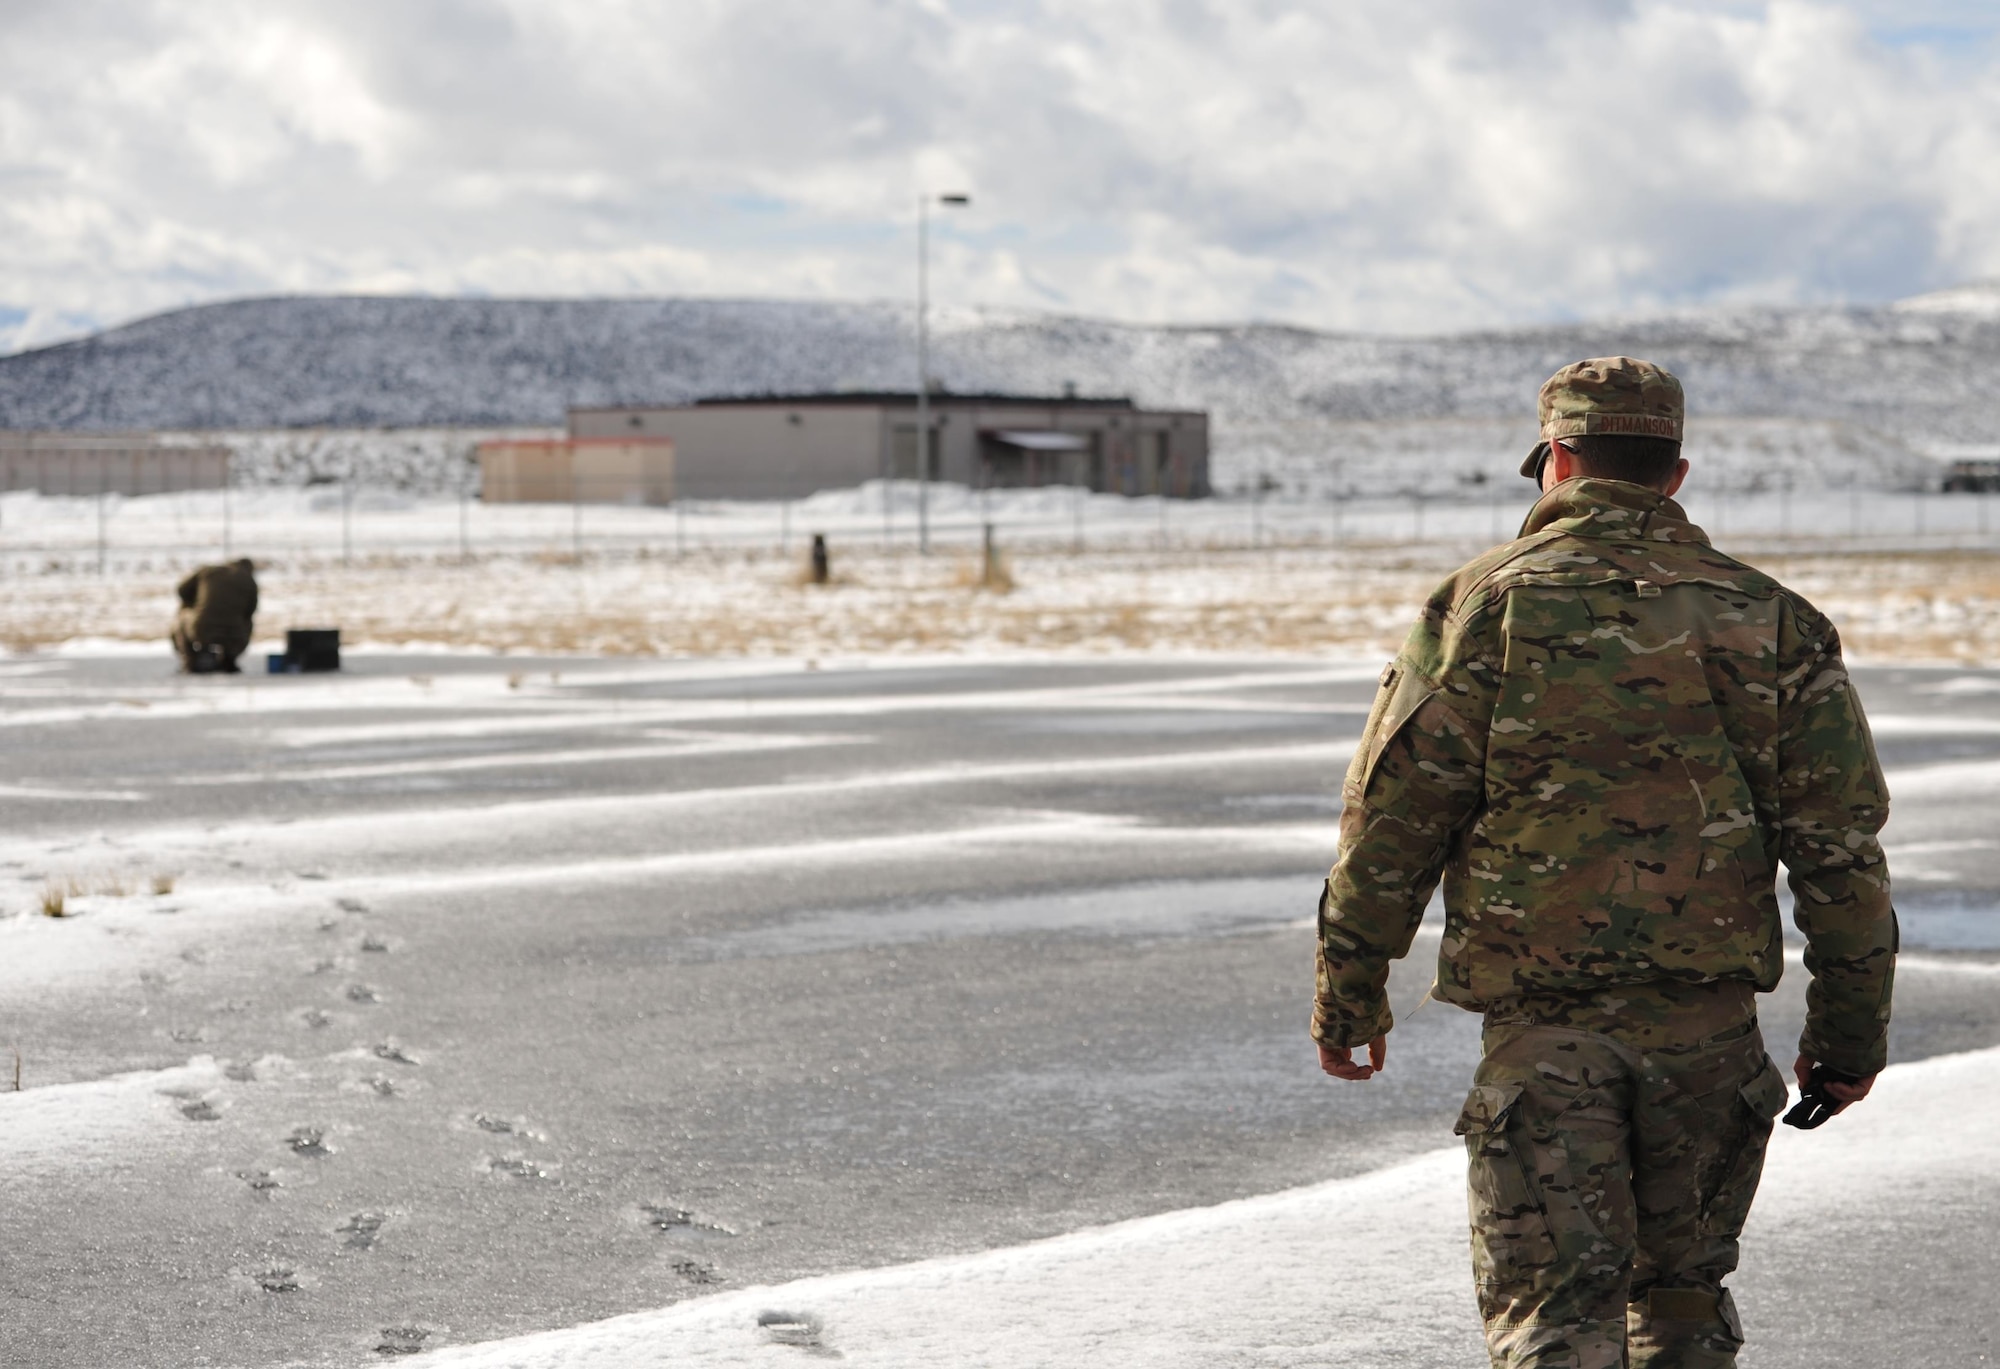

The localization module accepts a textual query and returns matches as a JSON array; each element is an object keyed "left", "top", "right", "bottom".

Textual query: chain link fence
[{"left": 5, "top": 477, "right": 2000, "bottom": 579}]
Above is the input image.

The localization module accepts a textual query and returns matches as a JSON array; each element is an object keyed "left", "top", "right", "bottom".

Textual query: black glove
[{"left": 1782, "top": 1063, "right": 1865, "bottom": 1130}]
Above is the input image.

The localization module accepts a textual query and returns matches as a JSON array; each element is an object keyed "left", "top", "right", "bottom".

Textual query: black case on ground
[{"left": 285, "top": 628, "right": 342, "bottom": 673}]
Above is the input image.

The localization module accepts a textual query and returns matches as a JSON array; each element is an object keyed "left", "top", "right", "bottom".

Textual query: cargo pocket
[
  {"left": 1698, "top": 1055, "right": 1789, "bottom": 1240},
  {"left": 1455, "top": 1082, "right": 1557, "bottom": 1285}
]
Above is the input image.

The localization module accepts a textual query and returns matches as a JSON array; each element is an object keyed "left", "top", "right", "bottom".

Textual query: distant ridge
[{"left": 3, "top": 292, "right": 2000, "bottom": 446}]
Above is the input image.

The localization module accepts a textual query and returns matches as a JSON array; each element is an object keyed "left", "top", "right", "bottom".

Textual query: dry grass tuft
[
  {"left": 953, "top": 552, "right": 1016, "bottom": 594},
  {"left": 37, "top": 873, "right": 143, "bottom": 913},
  {"left": 789, "top": 563, "right": 849, "bottom": 589}
]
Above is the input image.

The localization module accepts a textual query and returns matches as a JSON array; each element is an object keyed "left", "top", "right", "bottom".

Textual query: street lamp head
[{"left": 939, "top": 193, "right": 971, "bottom": 207}]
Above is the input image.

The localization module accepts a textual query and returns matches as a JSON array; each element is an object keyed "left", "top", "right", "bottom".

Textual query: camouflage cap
[{"left": 1520, "top": 356, "right": 1685, "bottom": 480}]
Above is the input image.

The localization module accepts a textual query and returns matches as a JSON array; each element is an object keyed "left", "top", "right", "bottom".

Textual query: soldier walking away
[
  {"left": 1312, "top": 357, "right": 1895, "bottom": 1368},
  {"left": 171, "top": 558, "right": 259, "bottom": 674}
]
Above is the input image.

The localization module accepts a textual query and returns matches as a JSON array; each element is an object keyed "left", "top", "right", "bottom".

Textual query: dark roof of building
[{"left": 689, "top": 391, "right": 1137, "bottom": 409}]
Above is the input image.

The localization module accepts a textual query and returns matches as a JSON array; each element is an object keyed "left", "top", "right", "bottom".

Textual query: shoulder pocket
[{"left": 1343, "top": 663, "right": 1439, "bottom": 804}]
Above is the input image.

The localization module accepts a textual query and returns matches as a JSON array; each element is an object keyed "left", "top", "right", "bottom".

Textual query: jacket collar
[{"left": 1518, "top": 478, "right": 1711, "bottom": 545}]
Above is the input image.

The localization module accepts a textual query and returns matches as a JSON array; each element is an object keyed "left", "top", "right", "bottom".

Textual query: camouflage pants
[
  {"left": 1455, "top": 1014, "right": 1791, "bottom": 1368},
  {"left": 171, "top": 611, "right": 247, "bottom": 673}
]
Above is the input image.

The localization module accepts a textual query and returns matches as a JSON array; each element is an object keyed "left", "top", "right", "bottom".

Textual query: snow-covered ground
[{"left": 8, "top": 481, "right": 2000, "bottom": 663}]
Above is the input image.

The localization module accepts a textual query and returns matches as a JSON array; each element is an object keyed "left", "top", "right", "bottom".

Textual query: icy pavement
[
  {"left": 1, "top": 652, "right": 1997, "bottom": 1366},
  {"left": 430, "top": 1043, "right": 2000, "bottom": 1368}
]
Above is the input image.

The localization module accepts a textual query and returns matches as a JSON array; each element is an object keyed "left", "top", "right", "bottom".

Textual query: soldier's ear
[
  {"left": 1662, "top": 457, "right": 1689, "bottom": 497},
  {"left": 1544, "top": 442, "right": 1577, "bottom": 490}
]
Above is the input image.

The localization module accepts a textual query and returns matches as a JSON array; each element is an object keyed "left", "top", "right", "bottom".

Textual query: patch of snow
[
  {"left": 0, "top": 1057, "right": 230, "bottom": 1180},
  {"left": 1912, "top": 675, "right": 2000, "bottom": 697},
  {"left": 425, "top": 1045, "right": 2000, "bottom": 1368},
  {"left": 1892, "top": 282, "right": 2000, "bottom": 319}
]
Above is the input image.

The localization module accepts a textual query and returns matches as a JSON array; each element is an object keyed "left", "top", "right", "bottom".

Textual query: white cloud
[{"left": 1, "top": 0, "right": 1999, "bottom": 351}]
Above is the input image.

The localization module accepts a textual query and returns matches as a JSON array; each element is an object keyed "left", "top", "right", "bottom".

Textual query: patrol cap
[{"left": 1521, "top": 356, "right": 1685, "bottom": 480}]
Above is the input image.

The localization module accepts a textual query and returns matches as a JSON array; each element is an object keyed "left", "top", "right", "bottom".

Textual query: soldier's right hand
[
  {"left": 1318, "top": 1035, "right": 1387, "bottom": 1081},
  {"left": 1793, "top": 1054, "right": 1874, "bottom": 1115}
]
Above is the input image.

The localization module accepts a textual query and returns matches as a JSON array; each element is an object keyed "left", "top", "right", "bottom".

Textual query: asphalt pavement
[{"left": 0, "top": 651, "right": 1995, "bottom": 1367}]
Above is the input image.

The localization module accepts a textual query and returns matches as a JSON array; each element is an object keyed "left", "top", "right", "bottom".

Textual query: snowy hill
[
  {"left": 6, "top": 292, "right": 2000, "bottom": 435},
  {"left": 2, "top": 292, "right": 1995, "bottom": 493}
]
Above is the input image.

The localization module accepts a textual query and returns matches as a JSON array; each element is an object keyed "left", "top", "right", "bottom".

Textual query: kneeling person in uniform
[
  {"left": 1313, "top": 358, "right": 1895, "bottom": 1367},
  {"left": 172, "top": 558, "right": 259, "bottom": 674}
]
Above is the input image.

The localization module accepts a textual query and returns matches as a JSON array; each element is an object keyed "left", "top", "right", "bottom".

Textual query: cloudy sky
[{"left": 3, "top": 0, "right": 1999, "bottom": 352}]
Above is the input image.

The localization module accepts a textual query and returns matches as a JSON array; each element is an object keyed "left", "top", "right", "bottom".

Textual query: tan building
[
  {"left": 477, "top": 437, "right": 675, "bottom": 505},
  {"left": 568, "top": 393, "right": 1209, "bottom": 501},
  {"left": 0, "top": 431, "right": 229, "bottom": 494}
]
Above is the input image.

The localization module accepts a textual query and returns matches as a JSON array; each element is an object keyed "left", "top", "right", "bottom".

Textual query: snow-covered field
[{"left": 8, "top": 481, "right": 2000, "bottom": 663}]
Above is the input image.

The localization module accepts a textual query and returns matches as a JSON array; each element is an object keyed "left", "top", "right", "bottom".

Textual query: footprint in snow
[
  {"left": 470, "top": 1112, "right": 545, "bottom": 1141},
  {"left": 641, "top": 1204, "right": 737, "bottom": 1239},
  {"left": 489, "top": 1156, "right": 548, "bottom": 1180},
  {"left": 254, "top": 1268, "right": 301, "bottom": 1294},
  {"left": 758, "top": 1311, "right": 837, "bottom": 1356},
  {"left": 372, "top": 1041, "right": 420, "bottom": 1066},
  {"left": 338, "top": 1212, "right": 387, "bottom": 1249},
  {"left": 287, "top": 1126, "right": 335, "bottom": 1158},
  {"left": 238, "top": 1169, "right": 283, "bottom": 1198},
  {"left": 374, "top": 1326, "right": 430, "bottom": 1357}
]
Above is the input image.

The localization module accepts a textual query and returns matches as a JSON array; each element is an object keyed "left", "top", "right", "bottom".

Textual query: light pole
[{"left": 916, "top": 191, "right": 970, "bottom": 555}]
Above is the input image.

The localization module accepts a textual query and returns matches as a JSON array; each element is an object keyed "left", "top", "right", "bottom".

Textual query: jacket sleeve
[
  {"left": 1775, "top": 600, "right": 1896, "bottom": 1077},
  {"left": 1313, "top": 589, "right": 1497, "bottom": 1048}
]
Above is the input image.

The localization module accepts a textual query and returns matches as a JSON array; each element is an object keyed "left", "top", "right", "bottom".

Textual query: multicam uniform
[
  {"left": 1314, "top": 477, "right": 1896, "bottom": 1368},
  {"left": 172, "top": 559, "right": 259, "bottom": 671}
]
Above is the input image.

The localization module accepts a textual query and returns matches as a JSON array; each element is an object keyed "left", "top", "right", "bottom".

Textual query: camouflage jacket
[
  {"left": 1314, "top": 479, "right": 1896, "bottom": 1075},
  {"left": 177, "top": 562, "right": 259, "bottom": 643}
]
